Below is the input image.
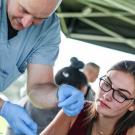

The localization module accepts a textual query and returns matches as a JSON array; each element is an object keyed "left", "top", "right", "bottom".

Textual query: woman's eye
[{"left": 117, "top": 91, "right": 127, "bottom": 99}]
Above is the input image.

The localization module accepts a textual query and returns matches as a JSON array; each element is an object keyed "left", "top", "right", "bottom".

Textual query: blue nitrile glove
[
  {"left": 57, "top": 84, "right": 84, "bottom": 116},
  {"left": 0, "top": 101, "right": 37, "bottom": 135}
]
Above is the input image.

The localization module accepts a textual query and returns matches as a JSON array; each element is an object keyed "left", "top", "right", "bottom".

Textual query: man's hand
[
  {"left": 0, "top": 101, "right": 37, "bottom": 135},
  {"left": 57, "top": 84, "right": 84, "bottom": 116}
]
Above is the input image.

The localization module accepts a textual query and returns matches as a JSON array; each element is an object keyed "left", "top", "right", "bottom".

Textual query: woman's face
[{"left": 96, "top": 70, "right": 135, "bottom": 119}]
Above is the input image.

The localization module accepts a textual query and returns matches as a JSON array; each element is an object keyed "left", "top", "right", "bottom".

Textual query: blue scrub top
[{"left": 0, "top": 0, "right": 61, "bottom": 91}]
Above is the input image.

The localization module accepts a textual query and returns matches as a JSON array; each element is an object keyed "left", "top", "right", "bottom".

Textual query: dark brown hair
[{"left": 55, "top": 57, "right": 88, "bottom": 90}]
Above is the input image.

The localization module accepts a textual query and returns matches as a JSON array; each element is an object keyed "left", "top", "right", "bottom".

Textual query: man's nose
[
  {"left": 21, "top": 14, "right": 33, "bottom": 28},
  {"left": 103, "top": 90, "right": 113, "bottom": 102}
]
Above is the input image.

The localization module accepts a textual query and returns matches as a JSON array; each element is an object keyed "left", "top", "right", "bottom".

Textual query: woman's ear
[{"left": 128, "top": 104, "right": 135, "bottom": 111}]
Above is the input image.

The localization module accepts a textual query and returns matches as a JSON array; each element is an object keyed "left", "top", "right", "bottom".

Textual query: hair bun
[{"left": 70, "top": 57, "right": 84, "bottom": 69}]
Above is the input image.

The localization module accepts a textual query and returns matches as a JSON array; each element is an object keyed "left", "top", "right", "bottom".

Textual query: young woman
[{"left": 40, "top": 60, "right": 135, "bottom": 135}]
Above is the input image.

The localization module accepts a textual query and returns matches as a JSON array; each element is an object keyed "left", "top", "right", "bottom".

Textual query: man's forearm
[{"left": 28, "top": 83, "right": 58, "bottom": 109}]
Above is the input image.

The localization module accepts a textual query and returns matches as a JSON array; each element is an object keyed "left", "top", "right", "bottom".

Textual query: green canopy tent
[{"left": 57, "top": 0, "right": 135, "bottom": 54}]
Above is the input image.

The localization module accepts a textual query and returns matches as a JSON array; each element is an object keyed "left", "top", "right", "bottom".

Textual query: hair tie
[{"left": 62, "top": 71, "right": 69, "bottom": 78}]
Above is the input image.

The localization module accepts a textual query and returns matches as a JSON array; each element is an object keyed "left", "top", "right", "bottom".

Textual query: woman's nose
[{"left": 103, "top": 90, "right": 113, "bottom": 102}]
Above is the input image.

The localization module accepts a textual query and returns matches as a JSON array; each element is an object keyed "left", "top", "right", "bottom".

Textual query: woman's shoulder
[
  {"left": 68, "top": 101, "right": 93, "bottom": 135},
  {"left": 58, "top": 101, "right": 94, "bottom": 128}
]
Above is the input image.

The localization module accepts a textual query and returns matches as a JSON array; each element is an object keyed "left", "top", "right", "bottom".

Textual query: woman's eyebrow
[
  {"left": 106, "top": 76, "right": 131, "bottom": 95},
  {"left": 118, "top": 88, "right": 131, "bottom": 95}
]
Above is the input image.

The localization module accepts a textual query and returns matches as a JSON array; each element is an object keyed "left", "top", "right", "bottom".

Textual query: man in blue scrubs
[{"left": 0, "top": 0, "right": 84, "bottom": 135}]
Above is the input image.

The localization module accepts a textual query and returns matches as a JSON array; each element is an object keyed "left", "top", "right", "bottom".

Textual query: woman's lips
[{"left": 98, "top": 99, "right": 111, "bottom": 109}]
